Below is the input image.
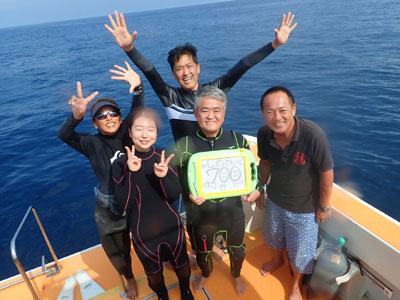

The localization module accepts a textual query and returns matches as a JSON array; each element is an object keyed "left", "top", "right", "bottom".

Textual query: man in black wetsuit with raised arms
[{"left": 105, "top": 10, "right": 297, "bottom": 141}]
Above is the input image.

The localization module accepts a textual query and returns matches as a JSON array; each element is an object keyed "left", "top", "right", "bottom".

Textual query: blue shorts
[{"left": 263, "top": 199, "right": 318, "bottom": 274}]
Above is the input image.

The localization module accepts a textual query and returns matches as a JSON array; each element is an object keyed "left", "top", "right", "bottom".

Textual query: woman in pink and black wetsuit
[{"left": 112, "top": 108, "right": 193, "bottom": 300}]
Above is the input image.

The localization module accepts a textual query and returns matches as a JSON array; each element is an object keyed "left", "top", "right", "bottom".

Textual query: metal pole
[
  {"left": 31, "top": 207, "right": 61, "bottom": 271},
  {"left": 14, "top": 258, "right": 41, "bottom": 300},
  {"left": 10, "top": 206, "right": 40, "bottom": 300}
]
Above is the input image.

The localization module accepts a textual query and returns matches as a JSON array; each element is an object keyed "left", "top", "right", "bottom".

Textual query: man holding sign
[{"left": 173, "top": 86, "right": 261, "bottom": 296}]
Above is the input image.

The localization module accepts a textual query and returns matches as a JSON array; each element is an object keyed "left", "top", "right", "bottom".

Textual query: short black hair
[
  {"left": 167, "top": 43, "right": 198, "bottom": 70},
  {"left": 260, "top": 86, "right": 295, "bottom": 111}
]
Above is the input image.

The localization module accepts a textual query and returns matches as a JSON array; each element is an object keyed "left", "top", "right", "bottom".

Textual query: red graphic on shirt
[{"left": 293, "top": 152, "right": 307, "bottom": 166}]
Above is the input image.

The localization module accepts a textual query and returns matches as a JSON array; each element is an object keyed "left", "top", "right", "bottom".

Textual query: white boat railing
[{"left": 9, "top": 206, "right": 61, "bottom": 300}]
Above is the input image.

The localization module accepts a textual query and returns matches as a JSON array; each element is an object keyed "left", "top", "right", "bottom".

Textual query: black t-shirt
[{"left": 257, "top": 117, "right": 334, "bottom": 213}]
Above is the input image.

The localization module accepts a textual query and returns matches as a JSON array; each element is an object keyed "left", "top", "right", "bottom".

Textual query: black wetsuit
[
  {"left": 57, "top": 87, "right": 144, "bottom": 280},
  {"left": 126, "top": 43, "right": 275, "bottom": 141},
  {"left": 112, "top": 147, "right": 193, "bottom": 300},
  {"left": 173, "top": 128, "right": 261, "bottom": 278}
]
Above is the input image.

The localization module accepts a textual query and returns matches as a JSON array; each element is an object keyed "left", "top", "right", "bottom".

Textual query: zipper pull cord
[{"left": 202, "top": 235, "right": 208, "bottom": 252}]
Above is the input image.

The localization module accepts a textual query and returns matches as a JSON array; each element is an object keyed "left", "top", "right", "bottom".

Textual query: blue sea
[{"left": 1, "top": 0, "right": 399, "bottom": 280}]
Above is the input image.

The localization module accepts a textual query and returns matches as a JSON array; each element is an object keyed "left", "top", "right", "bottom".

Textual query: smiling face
[
  {"left": 92, "top": 106, "right": 122, "bottom": 135},
  {"left": 194, "top": 96, "right": 226, "bottom": 137},
  {"left": 130, "top": 116, "right": 158, "bottom": 152},
  {"left": 172, "top": 54, "right": 200, "bottom": 92},
  {"left": 262, "top": 91, "right": 296, "bottom": 136}
]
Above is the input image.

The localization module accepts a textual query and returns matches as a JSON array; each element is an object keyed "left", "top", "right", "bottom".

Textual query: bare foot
[
  {"left": 189, "top": 251, "right": 198, "bottom": 270},
  {"left": 288, "top": 285, "right": 304, "bottom": 300},
  {"left": 259, "top": 257, "right": 284, "bottom": 277},
  {"left": 234, "top": 276, "right": 248, "bottom": 296},
  {"left": 192, "top": 275, "right": 208, "bottom": 293},
  {"left": 126, "top": 278, "right": 138, "bottom": 300},
  {"left": 212, "top": 243, "right": 226, "bottom": 263}
]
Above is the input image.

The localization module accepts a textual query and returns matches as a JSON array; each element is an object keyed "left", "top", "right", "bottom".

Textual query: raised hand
[
  {"left": 125, "top": 145, "right": 142, "bottom": 172},
  {"left": 105, "top": 10, "right": 137, "bottom": 52},
  {"left": 272, "top": 12, "right": 298, "bottom": 49},
  {"left": 68, "top": 81, "right": 99, "bottom": 120},
  {"left": 154, "top": 150, "right": 174, "bottom": 178},
  {"left": 241, "top": 189, "right": 261, "bottom": 203},
  {"left": 189, "top": 193, "right": 206, "bottom": 206},
  {"left": 110, "top": 61, "right": 142, "bottom": 94}
]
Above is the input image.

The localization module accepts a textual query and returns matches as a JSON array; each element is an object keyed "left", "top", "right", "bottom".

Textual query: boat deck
[
  {"left": 1, "top": 228, "right": 303, "bottom": 300},
  {"left": 2, "top": 183, "right": 400, "bottom": 300},
  {"left": 2, "top": 183, "right": 400, "bottom": 299}
]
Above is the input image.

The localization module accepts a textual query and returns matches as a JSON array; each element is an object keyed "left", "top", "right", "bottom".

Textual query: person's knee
[
  {"left": 196, "top": 252, "right": 213, "bottom": 277},
  {"left": 147, "top": 271, "right": 164, "bottom": 286},
  {"left": 228, "top": 245, "right": 245, "bottom": 261}
]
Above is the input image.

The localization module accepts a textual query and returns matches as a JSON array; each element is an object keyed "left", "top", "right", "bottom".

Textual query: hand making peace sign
[
  {"left": 154, "top": 150, "right": 174, "bottom": 178},
  {"left": 125, "top": 145, "right": 142, "bottom": 172},
  {"left": 68, "top": 81, "right": 99, "bottom": 120}
]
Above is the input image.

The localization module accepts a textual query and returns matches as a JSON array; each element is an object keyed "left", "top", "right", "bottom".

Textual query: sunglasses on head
[{"left": 94, "top": 110, "right": 120, "bottom": 120}]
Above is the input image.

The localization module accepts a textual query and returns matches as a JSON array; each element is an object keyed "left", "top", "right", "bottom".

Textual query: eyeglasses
[{"left": 94, "top": 110, "right": 120, "bottom": 120}]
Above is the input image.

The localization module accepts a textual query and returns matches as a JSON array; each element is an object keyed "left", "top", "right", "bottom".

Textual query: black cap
[{"left": 91, "top": 100, "right": 120, "bottom": 119}]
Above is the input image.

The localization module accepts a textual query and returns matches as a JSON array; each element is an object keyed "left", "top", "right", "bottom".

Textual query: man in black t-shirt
[{"left": 256, "top": 86, "right": 334, "bottom": 300}]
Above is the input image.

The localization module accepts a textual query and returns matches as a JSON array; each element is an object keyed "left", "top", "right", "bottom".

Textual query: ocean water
[{"left": 0, "top": 0, "right": 399, "bottom": 280}]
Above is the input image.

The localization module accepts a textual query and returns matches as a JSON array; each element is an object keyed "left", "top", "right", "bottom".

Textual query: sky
[{"left": 0, "top": 0, "right": 231, "bottom": 29}]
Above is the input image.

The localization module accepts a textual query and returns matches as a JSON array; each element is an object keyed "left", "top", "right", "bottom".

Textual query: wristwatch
[
  {"left": 133, "top": 85, "right": 143, "bottom": 95},
  {"left": 318, "top": 205, "right": 331, "bottom": 213}
]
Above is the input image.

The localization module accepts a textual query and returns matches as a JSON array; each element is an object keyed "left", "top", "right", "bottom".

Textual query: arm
[
  {"left": 310, "top": 123, "right": 334, "bottom": 222},
  {"left": 106, "top": 11, "right": 173, "bottom": 106},
  {"left": 109, "top": 62, "right": 144, "bottom": 141},
  {"left": 112, "top": 146, "right": 142, "bottom": 215},
  {"left": 258, "top": 159, "right": 271, "bottom": 184},
  {"left": 210, "top": 12, "right": 297, "bottom": 93},
  {"left": 58, "top": 115, "right": 85, "bottom": 150},
  {"left": 210, "top": 44, "right": 274, "bottom": 93},
  {"left": 239, "top": 135, "right": 261, "bottom": 203},
  {"left": 315, "top": 169, "right": 334, "bottom": 222},
  {"left": 112, "top": 155, "right": 137, "bottom": 215},
  {"left": 160, "top": 167, "right": 182, "bottom": 203},
  {"left": 125, "top": 47, "right": 172, "bottom": 106},
  {"left": 154, "top": 151, "right": 182, "bottom": 202},
  {"left": 255, "top": 159, "right": 271, "bottom": 209}
]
